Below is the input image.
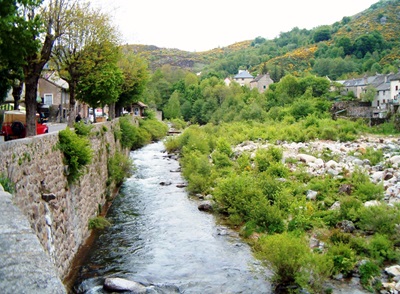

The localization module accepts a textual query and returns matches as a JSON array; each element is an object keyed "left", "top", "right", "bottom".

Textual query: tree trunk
[
  {"left": 109, "top": 102, "right": 115, "bottom": 119},
  {"left": 23, "top": 34, "right": 55, "bottom": 136},
  {"left": 24, "top": 75, "right": 40, "bottom": 136},
  {"left": 68, "top": 79, "right": 77, "bottom": 128},
  {"left": 12, "top": 80, "right": 23, "bottom": 110}
]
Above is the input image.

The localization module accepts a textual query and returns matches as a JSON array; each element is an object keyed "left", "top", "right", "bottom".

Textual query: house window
[
  {"left": 263, "top": 85, "right": 266, "bottom": 89},
  {"left": 43, "top": 93, "right": 53, "bottom": 105},
  {"left": 396, "top": 85, "right": 398, "bottom": 91}
]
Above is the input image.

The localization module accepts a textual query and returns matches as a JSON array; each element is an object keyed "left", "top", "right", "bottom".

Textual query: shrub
[
  {"left": 358, "top": 204, "right": 400, "bottom": 235},
  {"left": 327, "top": 243, "right": 357, "bottom": 276},
  {"left": 213, "top": 173, "right": 263, "bottom": 219},
  {"left": 368, "top": 234, "right": 398, "bottom": 264},
  {"left": 119, "top": 117, "right": 138, "bottom": 149},
  {"left": 211, "top": 150, "right": 232, "bottom": 168},
  {"left": 266, "top": 162, "right": 289, "bottom": 178},
  {"left": 58, "top": 128, "right": 93, "bottom": 184},
  {"left": 74, "top": 121, "right": 93, "bottom": 137},
  {"left": 249, "top": 198, "right": 285, "bottom": 233},
  {"left": 254, "top": 146, "right": 282, "bottom": 172},
  {"left": 254, "top": 232, "right": 310, "bottom": 288},
  {"left": 88, "top": 216, "right": 111, "bottom": 230},
  {"left": 0, "top": 174, "right": 14, "bottom": 194},
  {"left": 181, "top": 151, "right": 212, "bottom": 194},
  {"left": 339, "top": 196, "right": 362, "bottom": 222},
  {"left": 359, "top": 261, "right": 381, "bottom": 291},
  {"left": 107, "top": 151, "right": 133, "bottom": 186},
  {"left": 359, "top": 147, "right": 383, "bottom": 166},
  {"left": 139, "top": 118, "right": 168, "bottom": 141}
]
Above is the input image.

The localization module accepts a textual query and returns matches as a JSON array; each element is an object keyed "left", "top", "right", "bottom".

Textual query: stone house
[
  {"left": 233, "top": 70, "right": 254, "bottom": 86},
  {"left": 39, "top": 71, "right": 69, "bottom": 107},
  {"left": 250, "top": 73, "right": 274, "bottom": 93},
  {"left": 39, "top": 71, "right": 70, "bottom": 121},
  {"left": 337, "top": 72, "right": 400, "bottom": 118}
]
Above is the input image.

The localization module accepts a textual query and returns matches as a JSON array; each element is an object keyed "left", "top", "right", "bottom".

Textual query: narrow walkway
[{"left": 0, "top": 185, "right": 66, "bottom": 294}]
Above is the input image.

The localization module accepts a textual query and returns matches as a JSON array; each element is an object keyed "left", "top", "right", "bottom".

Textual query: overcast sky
[{"left": 94, "top": 0, "right": 379, "bottom": 52}]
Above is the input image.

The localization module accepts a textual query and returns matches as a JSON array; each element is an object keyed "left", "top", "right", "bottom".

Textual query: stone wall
[{"left": 0, "top": 119, "right": 125, "bottom": 280}]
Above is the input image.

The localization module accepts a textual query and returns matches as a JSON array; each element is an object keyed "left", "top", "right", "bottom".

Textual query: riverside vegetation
[
  {"left": 165, "top": 109, "right": 400, "bottom": 293},
  {"left": 57, "top": 114, "right": 168, "bottom": 230}
]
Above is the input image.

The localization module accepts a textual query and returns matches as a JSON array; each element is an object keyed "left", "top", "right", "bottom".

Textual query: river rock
[
  {"left": 390, "top": 155, "right": 400, "bottom": 166},
  {"left": 103, "top": 278, "right": 147, "bottom": 293},
  {"left": 385, "top": 265, "right": 400, "bottom": 277},
  {"left": 297, "top": 153, "right": 317, "bottom": 163},
  {"left": 336, "top": 220, "right": 355, "bottom": 233},
  {"left": 364, "top": 200, "right": 381, "bottom": 207},
  {"left": 306, "top": 190, "right": 318, "bottom": 201},
  {"left": 198, "top": 201, "right": 213, "bottom": 212}
]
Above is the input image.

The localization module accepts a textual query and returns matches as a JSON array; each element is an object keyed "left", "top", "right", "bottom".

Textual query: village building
[
  {"left": 337, "top": 72, "right": 400, "bottom": 118},
  {"left": 250, "top": 73, "right": 274, "bottom": 93},
  {"left": 233, "top": 70, "right": 254, "bottom": 86}
]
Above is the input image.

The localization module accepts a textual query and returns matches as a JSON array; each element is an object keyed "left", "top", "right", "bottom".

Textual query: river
[{"left": 72, "top": 141, "right": 271, "bottom": 293}]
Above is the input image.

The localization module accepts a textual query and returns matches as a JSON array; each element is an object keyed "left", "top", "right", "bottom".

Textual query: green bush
[
  {"left": 139, "top": 118, "right": 168, "bottom": 141},
  {"left": 119, "top": 117, "right": 138, "bottom": 149},
  {"left": 255, "top": 232, "right": 310, "bottom": 288},
  {"left": 214, "top": 173, "right": 263, "bottom": 219},
  {"left": 211, "top": 150, "right": 232, "bottom": 168},
  {"left": 58, "top": 128, "right": 93, "bottom": 184},
  {"left": 88, "top": 216, "right": 111, "bottom": 230},
  {"left": 254, "top": 146, "right": 283, "bottom": 172},
  {"left": 368, "top": 234, "right": 398, "bottom": 264},
  {"left": 74, "top": 121, "right": 93, "bottom": 137},
  {"left": 359, "top": 261, "right": 381, "bottom": 291},
  {"left": 0, "top": 174, "right": 14, "bottom": 194},
  {"left": 360, "top": 147, "right": 383, "bottom": 165},
  {"left": 327, "top": 243, "right": 357, "bottom": 276},
  {"left": 249, "top": 198, "right": 285, "bottom": 233},
  {"left": 339, "top": 196, "right": 362, "bottom": 222},
  {"left": 107, "top": 151, "right": 133, "bottom": 186},
  {"left": 119, "top": 116, "right": 154, "bottom": 150},
  {"left": 358, "top": 204, "right": 400, "bottom": 235},
  {"left": 181, "top": 150, "right": 212, "bottom": 194}
]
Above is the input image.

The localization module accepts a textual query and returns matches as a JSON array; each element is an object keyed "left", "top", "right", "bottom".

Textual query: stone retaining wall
[{"left": 0, "top": 119, "right": 126, "bottom": 280}]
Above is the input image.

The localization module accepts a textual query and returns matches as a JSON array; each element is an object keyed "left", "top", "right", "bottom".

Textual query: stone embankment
[{"left": 0, "top": 119, "right": 127, "bottom": 290}]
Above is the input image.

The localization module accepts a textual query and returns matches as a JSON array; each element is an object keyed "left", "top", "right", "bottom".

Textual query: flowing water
[{"left": 73, "top": 141, "right": 271, "bottom": 293}]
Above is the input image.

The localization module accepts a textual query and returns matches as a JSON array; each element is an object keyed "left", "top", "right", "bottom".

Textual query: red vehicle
[{"left": 1, "top": 110, "right": 48, "bottom": 141}]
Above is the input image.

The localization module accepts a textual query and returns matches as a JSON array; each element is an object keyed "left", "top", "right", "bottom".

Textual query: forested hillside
[{"left": 128, "top": 0, "right": 400, "bottom": 81}]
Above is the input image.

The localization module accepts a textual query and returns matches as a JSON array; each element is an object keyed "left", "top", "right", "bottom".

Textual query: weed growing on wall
[
  {"left": 0, "top": 174, "right": 14, "bottom": 194},
  {"left": 58, "top": 128, "right": 93, "bottom": 184},
  {"left": 74, "top": 121, "right": 93, "bottom": 137},
  {"left": 107, "top": 151, "right": 134, "bottom": 187},
  {"left": 88, "top": 216, "right": 111, "bottom": 230}
]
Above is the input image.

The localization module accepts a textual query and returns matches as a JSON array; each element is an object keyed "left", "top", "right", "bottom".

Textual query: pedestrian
[{"left": 75, "top": 112, "right": 82, "bottom": 123}]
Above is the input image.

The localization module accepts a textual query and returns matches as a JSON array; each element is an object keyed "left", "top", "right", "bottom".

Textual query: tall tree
[
  {"left": 115, "top": 49, "right": 149, "bottom": 117},
  {"left": 76, "top": 40, "right": 123, "bottom": 119},
  {"left": 52, "top": 2, "right": 120, "bottom": 126},
  {"left": 23, "top": 0, "right": 74, "bottom": 136},
  {"left": 0, "top": 0, "right": 42, "bottom": 102}
]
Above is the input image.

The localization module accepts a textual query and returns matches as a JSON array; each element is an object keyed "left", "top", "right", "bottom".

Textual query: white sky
[{"left": 94, "top": 0, "right": 379, "bottom": 52}]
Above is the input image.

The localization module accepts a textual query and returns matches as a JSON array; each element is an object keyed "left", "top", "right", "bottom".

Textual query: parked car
[{"left": 0, "top": 110, "right": 48, "bottom": 141}]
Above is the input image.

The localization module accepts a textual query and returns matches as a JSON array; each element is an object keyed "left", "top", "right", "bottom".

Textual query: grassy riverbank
[{"left": 165, "top": 118, "right": 400, "bottom": 293}]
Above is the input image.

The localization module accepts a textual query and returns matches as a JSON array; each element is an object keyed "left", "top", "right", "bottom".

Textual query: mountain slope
[{"left": 126, "top": 0, "right": 400, "bottom": 78}]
